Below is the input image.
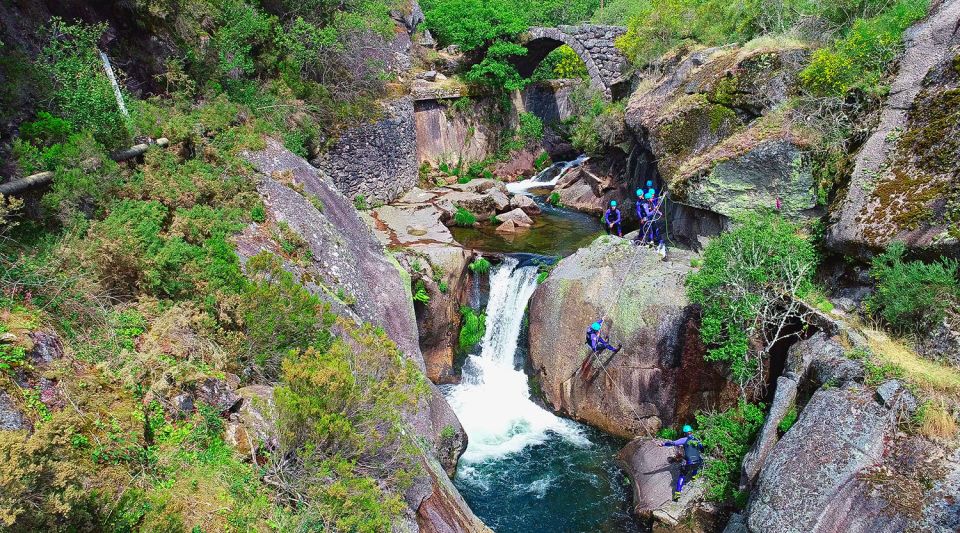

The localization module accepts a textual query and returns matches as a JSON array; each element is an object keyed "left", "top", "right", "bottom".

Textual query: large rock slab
[
  {"left": 746, "top": 386, "right": 896, "bottom": 532},
  {"left": 238, "top": 140, "right": 484, "bottom": 531},
  {"left": 371, "top": 203, "right": 457, "bottom": 247},
  {"left": 826, "top": 0, "right": 960, "bottom": 259},
  {"left": 617, "top": 439, "right": 677, "bottom": 512},
  {"left": 625, "top": 44, "right": 817, "bottom": 222},
  {"left": 528, "top": 237, "right": 739, "bottom": 437}
]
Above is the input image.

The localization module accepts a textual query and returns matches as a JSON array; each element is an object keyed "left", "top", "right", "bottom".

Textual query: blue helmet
[
  {"left": 636, "top": 188, "right": 643, "bottom": 197},
  {"left": 646, "top": 180, "right": 653, "bottom": 187},
  {"left": 610, "top": 200, "right": 617, "bottom": 207},
  {"left": 645, "top": 191, "right": 654, "bottom": 199},
  {"left": 591, "top": 322, "right": 601, "bottom": 331},
  {"left": 683, "top": 424, "right": 693, "bottom": 433}
]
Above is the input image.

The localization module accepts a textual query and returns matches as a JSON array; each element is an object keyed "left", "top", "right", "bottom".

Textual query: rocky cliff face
[
  {"left": 237, "top": 140, "right": 487, "bottom": 532},
  {"left": 315, "top": 97, "right": 420, "bottom": 205},
  {"left": 734, "top": 332, "right": 959, "bottom": 533},
  {"left": 826, "top": 0, "right": 960, "bottom": 259},
  {"left": 527, "top": 237, "right": 739, "bottom": 437},
  {"left": 625, "top": 43, "right": 818, "bottom": 239}
]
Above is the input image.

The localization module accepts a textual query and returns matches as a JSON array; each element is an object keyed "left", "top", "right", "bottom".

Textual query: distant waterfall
[{"left": 506, "top": 155, "right": 589, "bottom": 194}]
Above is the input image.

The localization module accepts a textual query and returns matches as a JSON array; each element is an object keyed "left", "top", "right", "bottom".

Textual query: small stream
[
  {"left": 451, "top": 158, "right": 605, "bottom": 256},
  {"left": 444, "top": 259, "right": 641, "bottom": 532}
]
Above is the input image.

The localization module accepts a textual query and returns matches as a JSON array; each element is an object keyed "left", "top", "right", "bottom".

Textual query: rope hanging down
[{"left": 562, "top": 190, "right": 670, "bottom": 385}]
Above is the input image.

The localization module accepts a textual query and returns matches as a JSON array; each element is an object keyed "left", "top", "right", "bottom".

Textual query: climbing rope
[{"left": 563, "top": 191, "right": 667, "bottom": 430}]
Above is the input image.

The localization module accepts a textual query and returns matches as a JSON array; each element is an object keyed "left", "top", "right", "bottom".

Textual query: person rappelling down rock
[
  {"left": 661, "top": 425, "right": 704, "bottom": 501},
  {"left": 604, "top": 201, "right": 622, "bottom": 237},
  {"left": 581, "top": 320, "right": 621, "bottom": 376}
]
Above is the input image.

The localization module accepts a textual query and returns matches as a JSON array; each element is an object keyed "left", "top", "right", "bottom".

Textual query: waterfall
[
  {"left": 99, "top": 50, "right": 129, "bottom": 118},
  {"left": 506, "top": 155, "right": 589, "bottom": 194},
  {"left": 446, "top": 258, "right": 586, "bottom": 464}
]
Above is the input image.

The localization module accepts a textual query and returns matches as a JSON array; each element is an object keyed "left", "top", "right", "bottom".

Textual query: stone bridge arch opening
[{"left": 512, "top": 25, "right": 630, "bottom": 100}]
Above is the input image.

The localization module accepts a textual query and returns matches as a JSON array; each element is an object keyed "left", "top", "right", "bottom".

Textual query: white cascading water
[
  {"left": 446, "top": 258, "right": 587, "bottom": 464},
  {"left": 505, "top": 155, "right": 589, "bottom": 194}
]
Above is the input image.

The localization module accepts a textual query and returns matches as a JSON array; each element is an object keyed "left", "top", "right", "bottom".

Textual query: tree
[{"left": 686, "top": 214, "right": 818, "bottom": 395}]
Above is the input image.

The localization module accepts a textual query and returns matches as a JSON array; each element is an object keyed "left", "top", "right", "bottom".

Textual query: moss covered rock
[
  {"left": 625, "top": 43, "right": 814, "bottom": 222},
  {"left": 826, "top": 1, "right": 960, "bottom": 258}
]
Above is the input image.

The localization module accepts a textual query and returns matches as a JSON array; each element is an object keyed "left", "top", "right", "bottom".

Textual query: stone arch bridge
[{"left": 516, "top": 25, "right": 630, "bottom": 99}]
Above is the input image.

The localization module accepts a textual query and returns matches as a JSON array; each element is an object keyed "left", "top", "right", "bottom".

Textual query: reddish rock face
[{"left": 528, "top": 237, "right": 740, "bottom": 438}]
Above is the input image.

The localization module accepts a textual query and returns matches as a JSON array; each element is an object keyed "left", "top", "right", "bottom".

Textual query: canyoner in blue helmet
[
  {"left": 603, "top": 200, "right": 622, "bottom": 237},
  {"left": 581, "top": 319, "right": 621, "bottom": 376},
  {"left": 661, "top": 424, "right": 704, "bottom": 501}
]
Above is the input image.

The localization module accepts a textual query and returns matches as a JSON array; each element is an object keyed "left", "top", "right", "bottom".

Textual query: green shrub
[
  {"left": 413, "top": 280, "right": 431, "bottom": 304},
  {"left": 547, "top": 192, "right": 562, "bottom": 206},
  {"left": 354, "top": 195, "right": 368, "bottom": 211},
  {"left": 422, "top": 0, "right": 527, "bottom": 52},
  {"left": 458, "top": 306, "right": 487, "bottom": 350},
  {"left": 464, "top": 41, "right": 530, "bottom": 90},
  {"left": 242, "top": 252, "right": 331, "bottom": 380},
  {"left": 468, "top": 257, "right": 492, "bottom": 275},
  {"left": 615, "top": 0, "right": 918, "bottom": 67},
  {"left": 686, "top": 214, "right": 817, "bottom": 392},
  {"left": 695, "top": 400, "right": 766, "bottom": 504},
  {"left": 565, "top": 86, "right": 625, "bottom": 155},
  {"left": 453, "top": 206, "right": 477, "bottom": 226},
  {"left": 440, "top": 425, "right": 456, "bottom": 440},
  {"left": 657, "top": 426, "right": 680, "bottom": 440},
  {"left": 777, "top": 407, "right": 798, "bottom": 435},
  {"left": 867, "top": 242, "right": 959, "bottom": 335},
  {"left": 250, "top": 203, "right": 267, "bottom": 223},
  {"left": 0, "top": 413, "right": 102, "bottom": 530},
  {"left": 800, "top": 0, "right": 928, "bottom": 97},
  {"left": 273, "top": 321, "right": 427, "bottom": 532},
  {"left": 39, "top": 19, "right": 131, "bottom": 148},
  {"left": 534, "top": 152, "right": 551, "bottom": 170},
  {"left": 531, "top": 45, "right": 590, "bottom": 81}
]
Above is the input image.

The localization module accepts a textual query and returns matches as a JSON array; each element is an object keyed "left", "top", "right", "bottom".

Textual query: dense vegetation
[
  {"left": 867, "top": 242, "right": 959, "bottom": 336},
  {"left": 421, "top": 0, "right": 598, "bottom": 88},
  {"left": 686, "top": 214, "right": 817, "bottom": 394},
  {"left": 0, "top": 0, "right": 444, "bottom": 529}
]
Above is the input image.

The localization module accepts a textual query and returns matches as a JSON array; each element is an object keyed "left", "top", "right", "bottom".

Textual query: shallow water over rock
[{"left": 451, "top": 197, "right": 604, "bottom": 257}]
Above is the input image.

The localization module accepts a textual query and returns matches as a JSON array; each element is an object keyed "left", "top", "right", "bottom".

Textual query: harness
[{"left": 683, "top": 435, "right": 704, "bottom": 464}]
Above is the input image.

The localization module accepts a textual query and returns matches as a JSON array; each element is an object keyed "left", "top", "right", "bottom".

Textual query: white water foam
[
  {"left": 505, "top": 155, "right": 589, "bottom": 194},
  {"left": 446, "top": 258, "right": 588, "bottom": 464}
]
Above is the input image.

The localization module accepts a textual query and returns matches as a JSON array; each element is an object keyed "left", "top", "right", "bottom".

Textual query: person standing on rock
[
  {"left": 635, "top": 189, "right": 649, "bottom": 241},
  {"left": 604, "top": 200, "right": 622, "bottom": 237},
  {"left": 661, "top": 424, "right": 704, "bottom": 501}
]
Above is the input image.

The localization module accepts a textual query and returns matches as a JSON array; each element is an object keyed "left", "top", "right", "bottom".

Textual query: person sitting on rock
[
  {"left": 604, "top": 200, "right": 622, "bottom": 237},
  {"left": 582, "top": 320, "right": 621, "bottom": 375},
  {"left": 661, "top": 424, "right": 704, "bottom": 501}
]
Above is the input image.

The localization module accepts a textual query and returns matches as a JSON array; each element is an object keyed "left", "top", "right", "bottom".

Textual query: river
[{"left": 443, "top": 257, "right": 643, "bottom": 532}]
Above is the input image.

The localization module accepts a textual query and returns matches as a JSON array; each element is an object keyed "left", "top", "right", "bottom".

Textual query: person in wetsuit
[
  {"left": 604, "top": 200, "right": 622, "bottom": 237},
  {"left": 661, "top": 424, "right": 704, "bottom": 501},
  {"left": 582, "top": 320, "right": 621, "bottom": 376}
]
